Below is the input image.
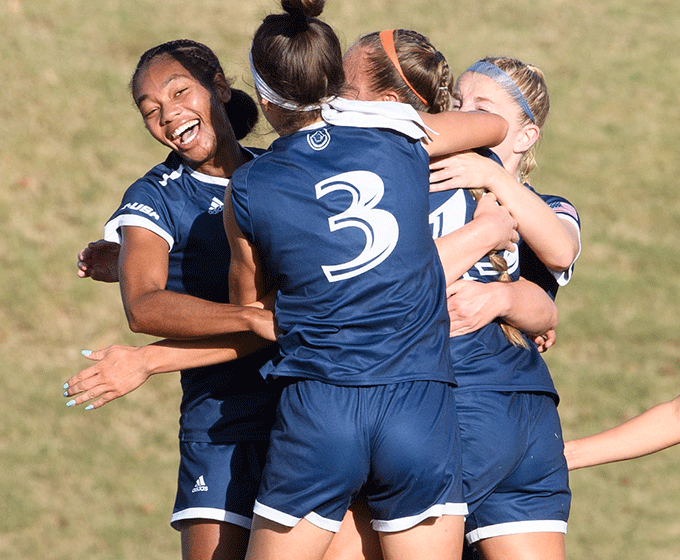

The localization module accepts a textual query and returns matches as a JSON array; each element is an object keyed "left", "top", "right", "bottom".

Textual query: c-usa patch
[{"left": 307, "top": 129, "right": 331, "bottom": 151}]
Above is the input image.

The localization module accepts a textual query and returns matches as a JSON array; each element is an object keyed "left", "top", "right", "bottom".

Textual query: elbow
[
  {"left": 124, "top": 304, "right": 154, "bottom": 335},
  {"left": 548, "top": 252, "right": 577, "bottom": 273}
]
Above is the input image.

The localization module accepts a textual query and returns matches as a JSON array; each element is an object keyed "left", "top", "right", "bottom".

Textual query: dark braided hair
[{"left": 130, "top": 39, "right": 258, "bottom": 140}]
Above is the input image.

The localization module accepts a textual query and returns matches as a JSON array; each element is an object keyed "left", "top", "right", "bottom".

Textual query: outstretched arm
[
  {"left": 564, "top": 394, "right": 680, "bottom": 470},
  {"left": 63, "top": 332, "right": 274, "bottom": 410},
  {"left": 420, "top": 110, "right": 508, "bottom": 157}
]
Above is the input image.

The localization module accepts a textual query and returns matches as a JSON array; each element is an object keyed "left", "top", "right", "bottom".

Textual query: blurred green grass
[{"left": 2, "top": 0, "right": 680, "bottom": 558}]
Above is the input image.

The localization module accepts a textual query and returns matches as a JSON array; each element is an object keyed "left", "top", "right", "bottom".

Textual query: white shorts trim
[
  {"left": 466, "top": 519, "right": 567, "bottom": 544},
  {"left": 372, "top": 502, "right": 468, "bottom": 533},
  {"left": 252, "top": 501, "right": 343, "bottom": 532},
  {"left": 170, "top": 507, "right": 252, "bottom": 531}
]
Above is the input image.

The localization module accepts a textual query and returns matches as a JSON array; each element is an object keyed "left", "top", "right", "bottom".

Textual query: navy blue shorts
[
  {"left": 254, "top": 380, "right": 467, "bottom": 533},
  {"left": 171, "top": 440, "right": 269, "bottom": 531},
  {"left": 456, "top": 391, "right": 570, "bottom": 544}
]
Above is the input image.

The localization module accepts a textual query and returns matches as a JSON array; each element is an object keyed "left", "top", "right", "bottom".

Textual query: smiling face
[{"left": 133, "top": 55, "right": 232, "bottom": 175}]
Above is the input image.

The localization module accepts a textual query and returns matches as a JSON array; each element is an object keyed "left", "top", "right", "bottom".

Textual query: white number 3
[{"left": 315, "top": 170, "right": 399, "bottom": 282}]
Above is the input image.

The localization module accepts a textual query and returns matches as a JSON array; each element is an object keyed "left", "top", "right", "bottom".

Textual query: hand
[
  {"left": 77, "top": 239, "right": 121, "bottom": 282},
  {"left": 446, "top": 279, "right": 502, "bottom": 337},
  {"left": 533, "top": 329, "right": 556, "bottom": 353},
  {"left": 248, "top": 306, "right": 279, "bottom": 342},
  {"left": 472, "top": 192, "right": 519, "bottom": 253},
  {"left": 429, "top": 152, "right": 500, "bottom": 192},
  {"left": 63, "top": 346, "right": 154, "bottom": 410}
]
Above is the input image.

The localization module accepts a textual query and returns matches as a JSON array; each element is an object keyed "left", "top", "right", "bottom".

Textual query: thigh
[
  {"left": 323, "top": 496, "right": 383, "bottom": 560},
  {"left": 180, "top": 519, "right": 250, "bottom": 560},
  {"left": 476, "top": 531, "right": 565, "bottom": 560},
  {"left": 245, "top": 515, "right": 335, "bottom": 560},
  {"left": 379, "top": 515, "right": 464, "bottom": 560}
]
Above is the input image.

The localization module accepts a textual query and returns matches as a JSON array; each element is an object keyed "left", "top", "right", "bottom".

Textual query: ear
[
  {"left": 214, "top": 73, "right": 232, "bottom": 103},
  {"left": 381, "top": 90, "right": 401, "bottom": 103},
  {"left": 514, "top": 123, "right": 540, "bottom": 154}
]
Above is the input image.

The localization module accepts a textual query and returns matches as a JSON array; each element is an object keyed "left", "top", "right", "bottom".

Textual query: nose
[{"left": 159, "top": 102, "right": 181, "bottom": 126}]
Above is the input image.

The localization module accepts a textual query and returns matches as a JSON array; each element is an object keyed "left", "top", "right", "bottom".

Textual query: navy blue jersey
[
  {"left": 518, "top": 187, "right": 581, "bottom": 300},
  {"left": 231, "top": 123, "right": 454, "bottom": 386},
  {"left": 105, "top": 150, "right": 279, "bottom": 443},
  {"left": 428, "top": 162, "right": 562, "bottom": 400}
]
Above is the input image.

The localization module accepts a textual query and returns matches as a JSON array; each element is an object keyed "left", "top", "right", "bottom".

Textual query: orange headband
[{"left": 379, "top": 29, "right": 429, "bottom": 107}]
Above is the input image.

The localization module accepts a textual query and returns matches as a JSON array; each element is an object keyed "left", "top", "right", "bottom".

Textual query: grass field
[{"left": 3, "top": 0, "right": 680, "bottom": 558}]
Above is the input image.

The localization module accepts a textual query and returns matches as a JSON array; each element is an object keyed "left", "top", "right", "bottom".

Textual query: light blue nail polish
[
  {"left": 66, "top": 399, "right": 76, "bottom": 407},
  {"left": 81, "top": 349, "right": 92, "bottom": 356},
  {"left": 63, "top": 391, "right": 69, "bottom": 397},
  {"left": 62, "top": 382, "right": 69, "bottom": 390},
  {"left": 85, "top": 405, "right": 94, "bottom": 411}
]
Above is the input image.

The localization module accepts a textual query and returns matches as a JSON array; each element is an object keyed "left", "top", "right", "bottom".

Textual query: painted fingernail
[
  {"left": 81, "top": 350, "right": 92, "bottom": 356},
  {"left": 62, "top": 382, "right": 69, "bottom": 390},
  {"left": 66, "top": 400, "right": 76, "bottom": 407},
  {"left": 63, "top": 391, "right": 69, "bottom": 397},
  {"left": 85, "top": 405, "right": 94, "bottom": 411}
]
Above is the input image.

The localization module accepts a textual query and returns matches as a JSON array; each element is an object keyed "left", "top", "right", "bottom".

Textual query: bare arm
[
  {"left": 63, "top": 333, "right": 274, "bottom": 410},
  {"left": 446, "top": 277, "right": 557, "bottom": 338},
  {"left": 429, "top": 152, "right": 580, "bottom": 271},
  {"left": 564, "top": 394, "right": 680, "bottom": 470},
  {"left": 118, "top": 225, "right": 274, "bottom": 340},
  {"left": 419, "top": 111, "right": 508, "bottom": 158},
  {"left": 434, "top": 192, "right": 519, "bottom": 285},
  {"left": 223, "top": 191, "right": 267, "bottom": 306}
]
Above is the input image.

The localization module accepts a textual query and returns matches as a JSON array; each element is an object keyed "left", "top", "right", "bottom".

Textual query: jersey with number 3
[{"left": 231, "top": 123, "right": 453, "bottom": 386}]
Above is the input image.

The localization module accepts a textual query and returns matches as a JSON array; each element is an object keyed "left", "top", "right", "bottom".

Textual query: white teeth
[{"left": 171, "top": 119, "right": 199, "bottom": 139}]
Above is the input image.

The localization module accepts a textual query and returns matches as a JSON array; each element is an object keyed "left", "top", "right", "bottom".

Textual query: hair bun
[{"left": 281, "top": 0, "right": 324, "bottom": 18}]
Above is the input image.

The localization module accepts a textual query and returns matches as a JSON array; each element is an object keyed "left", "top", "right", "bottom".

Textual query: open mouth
[{"left": 171, "top": 119, "right": 200, "bottom": 146}]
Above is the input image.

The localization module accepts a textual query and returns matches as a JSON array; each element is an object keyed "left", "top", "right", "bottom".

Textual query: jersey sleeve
[
  {"left": 103, "top": 178, "right": 176, "bottom": 250},
  {"left": 542, "top": 195, "right": 581, "bottom": 287}
]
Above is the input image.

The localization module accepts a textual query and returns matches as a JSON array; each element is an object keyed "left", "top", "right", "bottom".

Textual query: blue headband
[{"left": 465, "top": 61, "right": 535, "bottom": 123}]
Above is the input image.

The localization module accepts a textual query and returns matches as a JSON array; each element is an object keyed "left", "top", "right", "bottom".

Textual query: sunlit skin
[
  {"left": 453, "top": 72, "right": 539, "bottom": 177},
  {"left": 133, "top": 55, "right": 244, "bottom": 177},
  {"left": 342, "top": 46, "right": 399, "bottom": 103}
]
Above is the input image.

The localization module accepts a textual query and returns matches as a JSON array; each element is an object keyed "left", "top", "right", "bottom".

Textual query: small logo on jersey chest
[
  {"left": 208, "top": 197, "right": 223, "bottom": 214},
  {"left": 307, "top": 129, "right": 331, "bottom": 151}
]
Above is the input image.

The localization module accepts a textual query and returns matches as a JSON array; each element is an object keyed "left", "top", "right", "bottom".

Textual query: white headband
[{"left": 249, "top": 50, "right": 322, "bottom": 112}]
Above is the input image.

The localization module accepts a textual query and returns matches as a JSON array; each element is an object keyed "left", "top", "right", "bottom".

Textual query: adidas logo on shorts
[{"left": 191, "top": 475, "right": 209, "bottom": 493}]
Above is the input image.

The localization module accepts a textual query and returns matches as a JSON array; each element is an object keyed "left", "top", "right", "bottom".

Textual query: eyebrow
[{"left": 135, "top": 73, "right": 187, "bottom": 105}]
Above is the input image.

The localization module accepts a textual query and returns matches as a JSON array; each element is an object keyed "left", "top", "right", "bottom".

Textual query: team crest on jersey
[{"left": 307, "top": 129, "right": 331, "bottom": 151}]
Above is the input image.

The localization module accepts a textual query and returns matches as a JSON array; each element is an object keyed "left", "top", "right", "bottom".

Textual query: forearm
[
  {"left": 485, "top": 175, "right": 579, "bottom": 270},
  {"left": 565, "top": 396, "right": 680, "bottom": 470},
  {"left": 136, "top": 333, "right": 274, "bottom": 373},
  {"left": 435, "top": 220, "right": 507, "bottom": 286},
  {"left": 494, "top": 277, "right": 558, "bottom": 335},
  {"left": 123, "top": 289, "right": 270, "bottom": 339}
]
